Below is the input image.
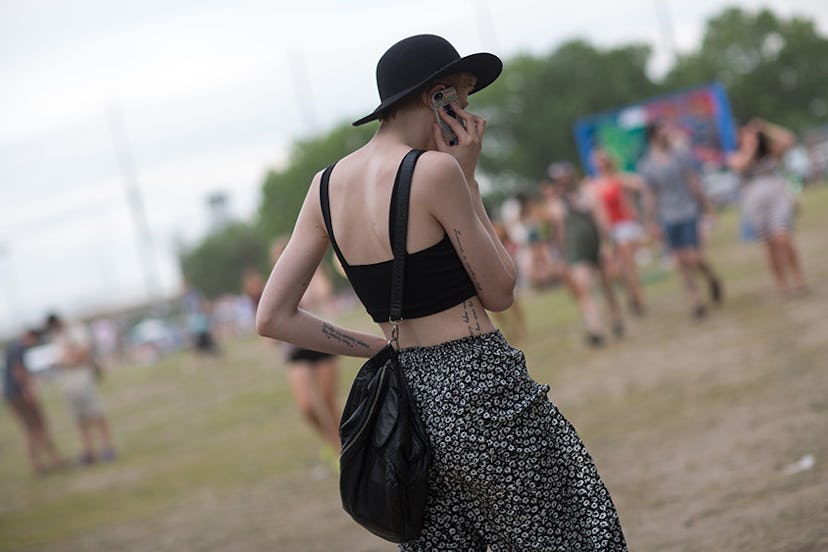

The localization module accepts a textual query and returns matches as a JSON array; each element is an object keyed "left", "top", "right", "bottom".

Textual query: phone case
[{"left": 432, "top": 87, "right": 461, "bottom": 146}]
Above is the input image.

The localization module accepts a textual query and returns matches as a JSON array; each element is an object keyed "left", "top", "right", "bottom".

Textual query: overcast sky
[{"left": 1, "top": 0, "right": 826, "bottom": 335}]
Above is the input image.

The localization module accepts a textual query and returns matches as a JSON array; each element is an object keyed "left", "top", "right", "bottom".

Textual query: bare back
[
  {"left": 257, "top": 89, "right": 515, "bottom": 357},
  {"left": 325, "top": 143, "right": 498, "bottom": 348}
]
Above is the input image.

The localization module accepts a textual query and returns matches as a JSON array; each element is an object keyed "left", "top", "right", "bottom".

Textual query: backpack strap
[{"left": 388, "top": 149, "right": 426, "bottom": 323}]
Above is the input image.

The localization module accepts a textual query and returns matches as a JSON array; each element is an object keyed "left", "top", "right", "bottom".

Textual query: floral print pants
[{"left": 397, "top": 331, "right": 627, "bottom": 551}]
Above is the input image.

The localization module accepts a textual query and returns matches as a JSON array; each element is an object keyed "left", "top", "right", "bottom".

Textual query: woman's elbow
[
  {"left": 255, "top": 308, "right": 283, "bottom": 339},
  {"left": 482, "top": 289, "right": 515, "bottom": 313},
  {"left": 255, "top": 313, "right": 272, "bottom": 338}
]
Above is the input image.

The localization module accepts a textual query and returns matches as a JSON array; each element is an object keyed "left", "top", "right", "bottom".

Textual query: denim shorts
[{"left": 663, "top": 217, "right": 699, "bottom": 251}]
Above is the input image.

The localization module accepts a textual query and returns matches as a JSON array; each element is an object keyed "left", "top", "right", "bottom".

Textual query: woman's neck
[{"left": 372, "top": 109, "right": 436, "bottom": 150}]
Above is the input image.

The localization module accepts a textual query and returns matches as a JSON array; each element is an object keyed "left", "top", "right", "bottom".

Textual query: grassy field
[{"left": 2, "top": 186, "right": 827, "bottom": 551}]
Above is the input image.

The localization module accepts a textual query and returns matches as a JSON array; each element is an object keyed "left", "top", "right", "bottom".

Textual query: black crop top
[{"left": 320, "top": 151, "right": 477, "bottom": 323}]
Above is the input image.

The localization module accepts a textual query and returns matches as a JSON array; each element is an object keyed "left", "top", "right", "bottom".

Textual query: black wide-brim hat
[{"left": 352, "top": 34, "right": 502, "bottom": 127}]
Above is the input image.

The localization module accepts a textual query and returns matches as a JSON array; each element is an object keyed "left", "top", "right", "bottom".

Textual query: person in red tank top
[
  {"left": 587, "top": 149, "right": 650, "bottom": 315},
  {"left": 598, "top": 176, "right": 635, "bottom": 225}
]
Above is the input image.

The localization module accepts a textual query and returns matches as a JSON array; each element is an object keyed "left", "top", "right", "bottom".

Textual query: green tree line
[{"left": 180, "top": 6, "right": 828, "bottom": 297}]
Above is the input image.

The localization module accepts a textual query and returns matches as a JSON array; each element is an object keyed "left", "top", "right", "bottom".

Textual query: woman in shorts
[
  {"left": 728, "top": 119, "right": 808, "bottom": 296},
  {"left": 269, "top": 238, "right": 341, "bottom": 452},
  {"left": 587, "top": 149, "right": 649, "bottom": 315},
  {"left": 547, "top": 162, "right": 624, "bottom": 346}
]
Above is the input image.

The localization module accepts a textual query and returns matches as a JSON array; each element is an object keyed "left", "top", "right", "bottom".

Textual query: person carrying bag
[{"left": 256, "top": 34, "right": 626, "bottom": 551}]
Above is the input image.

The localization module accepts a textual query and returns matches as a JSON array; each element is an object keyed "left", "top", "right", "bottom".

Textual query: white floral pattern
[{"left": 397, "top": 331, "right": 627, "bottom": 551}]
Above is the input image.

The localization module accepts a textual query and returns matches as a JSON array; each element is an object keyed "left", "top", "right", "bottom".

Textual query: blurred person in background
[
  {"left": 546, "top": 162, "right": 624, "bottom": 347},
  {"left": 3, "top": 328, "right": 65, "bottom": 474},
  {"left": 727, "top": 118, "right": 809, "bottom": 297},
  {"left": 239, "top": 266, "right": 267, "bottom": 334},
  {"left": 256, "top": 34, "right": 625, "bottom": 550},
  {"left": 45, "top": 313, "right": 116, "bottom": 465},
  {"left": 519, "top": 193, "right": 559, "bottom": 288},
  {"left": 587, "top": 148, "right": 650, "bottom": 316},
  {"left": 269, "top": 237, "right": 341, "bottom": 460},
  {"left": 90, "top": 317, "right": 123, "bottom": 369},
  {"left": 242, "top": 266, "right": 266, "bottom": 310},
  {"left": 181, "top": 282, "right": 221, "bottom": 356},
  {"left": 490, "top": 220, "right": 527, "bottom": 342},
  {"left": 500, "top": 194, "right": 533, "bottom": 289},
  {"left": 639, "top": 120, "right": 723, "bottom": 319}
]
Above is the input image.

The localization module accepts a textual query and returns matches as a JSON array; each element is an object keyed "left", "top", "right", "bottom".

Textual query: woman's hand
[
  {"left": 432, "top": 102, "right": 487, "bottom": 183},
  {"left": 747, "top": 117, "right": 767, "bottom": 133}
]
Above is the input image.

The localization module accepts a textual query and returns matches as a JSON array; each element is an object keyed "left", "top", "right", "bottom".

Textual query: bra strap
[{"left": 319, "top": 163, "right": 348, "bottom": 267}]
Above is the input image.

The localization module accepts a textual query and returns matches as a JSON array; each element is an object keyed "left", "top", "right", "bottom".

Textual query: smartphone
[{"left": 432, "top": 87, "right": 463, "bottom": 146}]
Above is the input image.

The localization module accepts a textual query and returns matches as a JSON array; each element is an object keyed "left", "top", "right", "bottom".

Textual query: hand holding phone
[
  {"left": 432, "top": 87, "right": 464, "bottom": 146},
  {"left": 430, "top": 91, "right": 486, "bottom": 182}
]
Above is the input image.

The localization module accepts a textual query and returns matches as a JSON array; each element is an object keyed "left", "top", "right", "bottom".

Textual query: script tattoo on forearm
[
  {"left": 461, "top": 300, "right": 482, "bottom": 336},
  {"left": 452, "top": 228, "right": 483, "bottom": 292},
  {"left": 321, "top": 323, "right": 370, "bottom": 350}
]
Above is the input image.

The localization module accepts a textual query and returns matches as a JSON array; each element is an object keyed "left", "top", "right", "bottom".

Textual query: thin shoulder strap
[
  {"left": 388, "top": 149, "right": 425, "bottom": 323},
  {"left": 319, "top": 162, "right": 348, "bottom": 267}
]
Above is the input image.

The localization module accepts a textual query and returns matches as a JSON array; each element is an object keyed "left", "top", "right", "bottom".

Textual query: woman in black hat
[{"left": 257, "top": 34, "right": 626, "bottom": 551}]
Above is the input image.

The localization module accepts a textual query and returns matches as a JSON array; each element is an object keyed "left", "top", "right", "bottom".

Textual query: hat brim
[{"left": 352, "top": 52, "right": 502, "bottom": 127}]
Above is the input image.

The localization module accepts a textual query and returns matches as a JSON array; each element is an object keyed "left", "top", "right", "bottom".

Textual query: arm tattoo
[
  {"left": 461, "top": 300, "right": 482, "bottom": 336},
  {"left": 321, "top": 323, "right": 370, "bottom": 350},
  {"left": 452, "top": 228, "right": 483, "bottom": 292}
]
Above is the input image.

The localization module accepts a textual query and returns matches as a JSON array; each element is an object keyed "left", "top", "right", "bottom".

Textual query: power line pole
[
  {"left": 0, "top": 241, "right": 25, "bottom": 327},
  {"left": 289, "top": 47, "right": 319, "bottom": 132},
  {"left": 654, "top": 0, "right": 679, "bottom": 65},
  {"left": 106, "top": 101, "right": 163, "bottom": 305},
  {"left": 472, "top": 0, "right": 499, "bottom": 50}
]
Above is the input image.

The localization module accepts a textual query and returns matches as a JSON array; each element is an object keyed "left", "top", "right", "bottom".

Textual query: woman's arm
[
  {"left": 435, "top": 103, "right": 516, "bottom": 278},
  {"left": 468, "top": 178, "right": 517, "bottom": 281},
  {"left": 547, "top": 199, "right": 566, "bottom": 254},
  {"left": 727, "top": 130, "right": 757, "bottom": 174},
  {"left": 418, "top": 153, "right": 516, "bottom": 312},
  {"left": 619, "top": 172, "right": 652, "bottom": 222},
  {"left": 638, "top": 170, "right": 661, "bottom": 239},
  {"left": 755, "top": 118, "right": 796, "bottom": 157},
  {"left": 588, "top": 188, "right": 613, "bottom": 244},
  {"left": 618, "top": 172, "right": 645, "bottom": 193},
  {"left": 687, "top": 170, "right": 714, "bottom": 215},
  {"left": 726, "top": 119, "right": 795, "bottom": 173},
  {"left": 427, "top": 104, "right": 516, "bottom": 311},
  {"left": 10, "top": 360, "right": 35, "bottom": 402},
  {"left": 256, "top": 173, "right": 387, "bottom": 358}
]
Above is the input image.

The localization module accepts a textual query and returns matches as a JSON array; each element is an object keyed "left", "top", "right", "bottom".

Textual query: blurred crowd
[{"left": 490, "top": 117, "right": 810, "bottom": 345}]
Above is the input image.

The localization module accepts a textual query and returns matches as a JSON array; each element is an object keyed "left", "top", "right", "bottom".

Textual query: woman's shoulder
[
  {"left": 411, "top": 151, "right": 469, "bottom": 192},
  {"left": 584, "top": 175, "right": 605, "bottom": 188},
  {"left": 414, "top": 150, "right": 463, "bottom": 176}
]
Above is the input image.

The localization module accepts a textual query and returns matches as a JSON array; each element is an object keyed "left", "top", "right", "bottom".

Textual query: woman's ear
[{"left": 423, "top": 84, "right": 447, "bottom": 109}]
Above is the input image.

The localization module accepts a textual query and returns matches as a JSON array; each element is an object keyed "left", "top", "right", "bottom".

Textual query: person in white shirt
[{"left": 46, "top": 313, "right": 116, "bottom": 465}]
